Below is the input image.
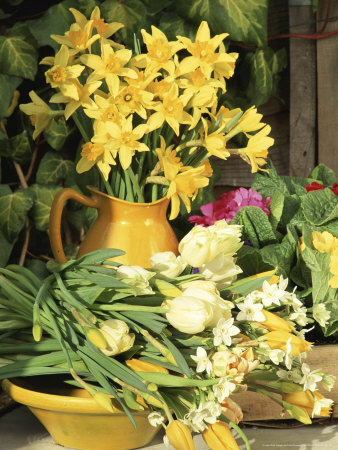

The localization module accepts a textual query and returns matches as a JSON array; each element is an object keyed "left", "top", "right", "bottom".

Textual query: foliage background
[{"left": 0, "top": 0, "right": 287, "bottom": 267}]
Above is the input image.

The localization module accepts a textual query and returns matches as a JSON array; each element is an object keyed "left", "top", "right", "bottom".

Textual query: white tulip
[
  {"left": 149, "top": 251, "right": 186, "bottom": 278},
  {"left": 99, "top": 319, "right": 135, "bottom": 356},
  {"left": 199, "top": 253, "right": 242, "bottom": 288},
  {"left": 116, "top": 265, "right": 154, "bottom": 295}
]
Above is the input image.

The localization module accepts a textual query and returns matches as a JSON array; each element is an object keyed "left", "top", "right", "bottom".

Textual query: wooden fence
[{"left": 216, "top": 0, "right": 338, "bottom": 188}]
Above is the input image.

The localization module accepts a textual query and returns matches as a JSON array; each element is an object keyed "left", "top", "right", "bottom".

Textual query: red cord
[{"left": 268, "top": 29, "right": 338, "bottom": 41}]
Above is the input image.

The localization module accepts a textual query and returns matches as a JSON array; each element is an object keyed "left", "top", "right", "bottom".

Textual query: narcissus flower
[
  {"left": 19, "top": 91, "right": 55, "bottom": 139},
  {"left": 239, "top": 125, "right": 274, "bottom": 172},
  {"left": 264, "top": 330, "right": 312, "bottom": 355},
  {"left": 165, "top": 420, "right": 195, "bottom": 450},
  {"left": 202, "top": 422, "right": 239, "bottom": 450},
  {"left": 283, "top": 390, "right": 333, "bottom": 418},
  {"left": 261, "top": 310, "right": 294, "bottom": 332}
]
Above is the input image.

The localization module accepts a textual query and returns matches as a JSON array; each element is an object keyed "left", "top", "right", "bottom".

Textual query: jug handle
[{"left": 49, "top": 188, "right": 99, "bottom": 263}]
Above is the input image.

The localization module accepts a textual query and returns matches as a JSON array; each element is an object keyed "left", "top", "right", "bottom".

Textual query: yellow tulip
[
  {"left": 126, "top": 358, "right": 169, "bottom": 374},
  {"left": 165, "top": 420, "right": 195, "bottom": 450},
  {"left": 261, "top": 310, "right": 294, "bottom": 332},
  {"left": 283, "top": 390, "right": 332, "bottom": 417},
  {"left": 202, "top": 422, "right": 239, "bottom": 450},
  {"left": 264, "top": 330, "right": 312, "bottom": 355}
]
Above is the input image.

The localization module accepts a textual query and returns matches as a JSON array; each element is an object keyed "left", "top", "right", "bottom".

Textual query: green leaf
[
  {"left": 232, "top": 206, "right": 277, "bottom": 248},
  {"left": 235, "top": 245, "right": 273, "bottom": 277},
  {"left": 0, "top": 230, "right": 14, "bottom": 267},
  {"left": 0, "top": 130, "right": 32, "bottom": 163},
  {"left": 101, "top": 0, "right": 148, "bottom": 46},
  {"left": 260, "top": 237, "right": 296, "bottom": 278},
  {"left": 244, "top": 49, "right": 273, "bottom": 106},
  {"left": 159, "top": 13, "right": 196, "bottom": 41},
  {"left": 177, "top": 0, "right": 268, "bottom": 46},
  {"left": 269, "top": 190, "right": 284, "bottom": 230},
  {"left": 309, "top": 164, "right": 336, "bottom": 186},
  {"left": 76, "top": 0, "right": 98, "bottom": 16},
  {"left": 0, "top": 73, "right": 22, "bottom": 119},
  {"left": 0, "top": 26, "right": 38, "bottom": 80},
  {"left": 252, "top": 161, "right": 289, "bottom": 197},
  {"left": 27, "top": 0, "right": 78, "bottom": 50},
  {"left": 0, "top": 185, "right": 33, "bottom": 241},
  {"left": 36, "top": 152, "right": 74, "bottom": 185},
  {"left": 301, "top": 189, "right": 338, "bottom": 226},
  {"left": 30, "top": 184, "right": 62, "bottom": 231},
  {"left": 44, "top": 117, "right": 70, "bottom": 151},
  {"left": 144, "top": 0, "right": 172, "bottom": 15}
]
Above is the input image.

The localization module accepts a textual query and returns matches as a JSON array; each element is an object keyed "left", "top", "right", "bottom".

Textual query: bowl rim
[{"left": 1, "top": 378, "right": 148, "bottom": 416}]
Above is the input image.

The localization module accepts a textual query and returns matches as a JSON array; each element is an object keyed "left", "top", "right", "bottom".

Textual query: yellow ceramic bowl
[{"left": 2, "top": 377, "right": 160, "bottom": 450}]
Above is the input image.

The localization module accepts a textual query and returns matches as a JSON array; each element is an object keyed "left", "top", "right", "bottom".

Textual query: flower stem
[
  {"left": 72, "top": 111, "right": 91, "bottom": 142},
  {"left": 126, "top": 167, "right": 145, "bottom": 202},
  {"left": 124, "top": 169, "right": 135, "bottom": 202},
  {"left": 97, "top": 167, "right": 114, "bottom": 197}
]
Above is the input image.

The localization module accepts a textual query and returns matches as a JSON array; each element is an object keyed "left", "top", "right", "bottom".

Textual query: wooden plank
[
  {"left": 316, "top": 0, "right": 338, "bottom": 176},
  {"left": 289, "top": 5, "right": 316, "bottom": 177},
  {"left": 235, "top": 344, "right": 338, "bottom": 421}
]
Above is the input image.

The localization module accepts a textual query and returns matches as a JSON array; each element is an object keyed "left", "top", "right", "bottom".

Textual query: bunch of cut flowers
[
  {"left": 19, "top": 6, "right": 274, "bottom": 220},
  {"left": 0, "top": 220, "right": 335, "bottom": 450}
]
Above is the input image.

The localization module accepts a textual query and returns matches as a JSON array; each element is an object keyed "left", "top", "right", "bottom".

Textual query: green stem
[
  {"left": 124, "top": 169, "right": 134, "bottom": 202},
  {"left": 96, "top": 167, "right": 114, "bottom": 196},
  {"left": 94, "top": 304, "right": 168, "bottom": 313},
  {"left": 220, "top": 414, "right": 251, "bottom": 450},
  {"left": 247, "top": 386, "right": 284, "bottom": 407},
  {"left": 126, "top": 167, "right": 145, "bottom": 202},
  {"left": 72, "top": 111, "right": 91, "bottom": 142}
]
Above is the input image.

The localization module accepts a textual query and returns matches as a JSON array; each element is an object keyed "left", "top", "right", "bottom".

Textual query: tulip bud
[
  {"left": 202, "top": 422, "right": 239, "bottom": 450},
  {"left": 154, "top": 279, "right": 182, "bottom": 298},
  {"left": 85, "top": 327, "right": 108, "bottom": 349},
  {"left": 99, "top": 319, "right": 135, "bottom": 356},
  {"left": 221, "top": 398, "right": 243, "bottom": 425},
  {"left": 165, "top": 420, "right": 195, "bottom": 450},
  {"left": 264, "top": 331, "right": 312, "bottom": 355},
  {"left": 198, "top": 253, "right": 242, "bottom": 288},
  {"left": 150, "top": 251, "right": 186, "bottom": 278},
  {"left": 126, "top": 359, "right": 169, "bottom": 374},
  {"left": 261, "top": 310, "right": 294, "bottom": 332},
  {"left": 116, "top": 265, "right": 154, "bottom": 295}
]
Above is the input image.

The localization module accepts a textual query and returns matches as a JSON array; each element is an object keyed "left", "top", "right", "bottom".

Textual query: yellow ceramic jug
[{"left": 49, "top": 186, "right": 179, "bottom": 267}]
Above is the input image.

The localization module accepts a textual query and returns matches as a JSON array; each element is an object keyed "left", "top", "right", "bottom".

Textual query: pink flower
[{"left": 189, "top": 188, "right": 271, "bottom": 226}]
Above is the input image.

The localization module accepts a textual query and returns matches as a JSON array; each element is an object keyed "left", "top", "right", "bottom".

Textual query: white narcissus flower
[
  {"left": 236, "top": 296, "right": 265, "bottom": 322},
  {"left": 276, "top": 368, "right": 302, "bottom": 383},
  {"left": 300, "top": 363, "right": 323, "bottom": 392},
  {"left": 289, "top": 305, "right": 308, "bottom": 327},
  {"left": 149, "top": 251, "right": 186, "bottom": 278},
  {"left": 184, "top": 401, "right": 222, "bottom": 432},
  {"left": 191, "top": 346, "right": 212, "bottom": 375},
  {"left": 284, "top": 338, "right": 294, "bottom": 370},
  {"left": 99, "top": 319, "right": 135, "bottom": 356},
  {"left": 198, "top": 253, "right": 242, "bottom": 288},
  {"left": 321, "top": 374, "right": 336, "bottom": 391},
  {"left": 269, "top": 349, "right": 285, "bottom": 365},
  {"left": 115, "top": 265, "right": 154, "bottom": 295},
  {"left": 148, "top": 411, "right": 165, "bottom": 427},
  {"left": 178, "top": 220, "right": 242, "bottom": 267},
  {"left": 213, "top": 318, "right": 240, "bottom": 347},
  {"left": 312, "top": 397, "right": 334, "bottom": 417},
  {"left": 313, "top": 303, "right": 331, "bottom": 327},
  {"left": 256, "top": 276, "right": 290, "bottom": 307},
  {"left": 213, "top": 377, "right": 236, "bottom": 402}
]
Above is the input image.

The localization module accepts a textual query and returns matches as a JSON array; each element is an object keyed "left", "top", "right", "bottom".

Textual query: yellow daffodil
[
  {"left": 84, "top": 94, "right": 123, "bottom": 125},
  {"left": 213, "top": 46, "right": 239, "bottom": 82},
  {"left": 147, "top": 83, "right": 192, "bottom": 135},
  {"left": 156, "top": 136, "right": 183, "bottom": 179},
  {"left": 116, "top": 85, "right": 154, "bottom": 120},
  {"left": 264, "top": 330, "right": 312, "bottom": 355},
  {"left": 165, "top": 420, "right": 195, "bottom": 450},
  {"left": 126, "top": 358, "right": 169, "bottom": 374},
  {"left": 51, "top": 10, "right": 100, "bottom": 54},
  {"left": 89, "top": 6, "right": 124, "bottom": 39},
  {"left": 81, "top": 43, "right": 137, "bottom": 96},
  {"left": 202, "top": 422, "right": 239, "bottom": 450},
  {"left": 312, "top": 230, "right": 338, "bottom": 254},
  {"left": 200, "top": 118, "right": 230, "bottom": 159},
  {"left": 50, "top": 80, "right": 102, "bottom": 120},
  {"left": 177, "top": 21, "right": 231, "bottom": 79},
  {"left": 148, "top": 77, "right": 175, "bottom": 100},
  {"left": 226, "top": 106, "right": 265, "bottom": 138},
  {"left": 261, "top": 310, "right": 294, "bottom": 333},
  {"left": 198, "top": 158, "right": 213, "bottom": 177},
  {"left": 44, "top": 45, "right": 84, "bottom": 99},
  {"left": 167, "top": 165, "right": 210, "bottom": 219},
  {"left": 105, "top": 115, "right": 149, "bottom": 169},
  {"left": 76, "top": 139, "right": 116, "bottom": 180},
  {"left": 239, "top": 125, "right": 274, "bottom": 172},
  {"left": 124, "top": 67, "right": 159, "bottom": 91},
  {"left": 19, "top": 91, "right": 55, "bottom": 139},
  {"left": 283, "top": 390, "right": 332, "bottom": 419},
  {"left": 133, "top": 26, "right": 183, "bottom": 76}
]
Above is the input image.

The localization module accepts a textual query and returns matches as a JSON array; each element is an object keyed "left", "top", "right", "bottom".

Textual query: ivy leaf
[
  {"left": 176, "top": 0, "right": 268, "bottom": 46},
  {"left": 44, "top": 117, "right": 70, "bottom": 151},
  {"left": 36, "top": 152, "right": 74, "bottom": 185},
  {"left": 0, "top": 229, "right": 14, "bottom": 267},
  {"left": 244, "top": 49, "right": 273, "bottom": 106},
  {"left": 0, "top": 130, "right": 32, "bottom": 164},
  {"left": 76, "top": 0, "right": 97, "bottom": 16},
  {"left": 101, "top": 0, "right": 148, "bottom": 46},
  {"left": 30, "top": 184, "right": 62, "bottom": 231},
  {"left": 0, "top": 74, "right": 22, "bottom": 119},
  {"left": 159, "top": 13, "right": 196, "bottom": 41},
  {"left": 0, "top": 25, "right": 38, "bottom": 80},
  {"left": 27, "top": 0, "right": 77, "bottom": 50},
  {"left": 0, "top": 185, "right": 33, "bottom": 241}
]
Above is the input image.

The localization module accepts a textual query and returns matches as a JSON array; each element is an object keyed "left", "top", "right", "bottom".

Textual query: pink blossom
[{"left": 188, "top": 188, "right": 271, "bottom": 226}]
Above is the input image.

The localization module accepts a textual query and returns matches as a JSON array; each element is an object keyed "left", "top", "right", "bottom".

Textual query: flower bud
[
  {"left": 283, "top": 390, "right": 332, "bottom": 419},
  {"left": 150, "top": 251, "right": 186, "bottom": 278},
  {"left": 99, "top": 319, "right": 135, "bottom": 356},
  {"left": 165, "top": 420, "right": 195, "bottom": 450},
  {"left": 126, "top": 358, "right": 169, "bottom": 374},
  {"left": 198, "top": 253, "right": 242, "bottom": 288},
  {"left": 181, "top": 280, "right": 219, "bottom": 294},
  {"left": 202, "top": 421, "right": 240, "bottom": 450},
  {"left": 86, "top": 327, "right": 108, "bottom": 349},
  {"left": 212, "top": 350, "right": 237, "bottom": 377},
  {"left": 264, "top": 331, "right": 312, "bottom": 355},
  {"left": 261, "top": 310, "right": 294, "bottom": 332},
  {"left": 115, "top": 265, "right": 154, "bottom": 295},
  {"left": 221, "top": 398, "right": 243, "bottom": 424}
]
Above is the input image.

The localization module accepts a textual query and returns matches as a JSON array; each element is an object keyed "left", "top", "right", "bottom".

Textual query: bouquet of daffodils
[
  {"left": 19, "top": 6, "right": 274, "bottom": 219},
  {"left": 0, "top": 220, "right": 334, "bottom": 450}
]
